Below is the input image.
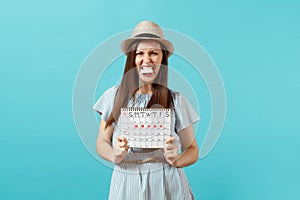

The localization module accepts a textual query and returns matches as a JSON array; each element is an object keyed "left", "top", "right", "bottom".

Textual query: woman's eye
[
  {"left": 151, "top": 52, "right": 158, "bottom": 55},
  {"left": 136, "top": 52, "right": 142, "bottom": 55}
]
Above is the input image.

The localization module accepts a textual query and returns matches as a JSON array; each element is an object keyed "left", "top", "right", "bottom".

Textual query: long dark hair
[{"left": 105, "top": 40, "right": 175, "bottom": 128}]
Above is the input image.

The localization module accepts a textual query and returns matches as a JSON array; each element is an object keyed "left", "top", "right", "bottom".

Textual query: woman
[{"left": 93, "top": 21, "right": 200, "bottom": 199}]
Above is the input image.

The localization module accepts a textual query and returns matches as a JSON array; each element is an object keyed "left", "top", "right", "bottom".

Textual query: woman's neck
[{"left": 138, "top": 83, "right": 153, "bottom": 94}]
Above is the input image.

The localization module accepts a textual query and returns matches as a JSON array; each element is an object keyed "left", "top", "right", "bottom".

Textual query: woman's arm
[
  {"left": 164, "top": 125, "right": 198, "bottom": 168},
  {"left": 96, "top": 119, "right": 128, "bottom": 163}
]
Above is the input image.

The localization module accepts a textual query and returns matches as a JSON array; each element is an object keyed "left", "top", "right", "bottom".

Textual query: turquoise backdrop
[{"left": 1, "top": 0, "right": 299, "bottom": 199}]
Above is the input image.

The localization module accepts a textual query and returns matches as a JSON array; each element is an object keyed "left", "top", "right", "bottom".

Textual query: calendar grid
[{"left": 120, "top": 108, "right": 171, "bottom": 148}]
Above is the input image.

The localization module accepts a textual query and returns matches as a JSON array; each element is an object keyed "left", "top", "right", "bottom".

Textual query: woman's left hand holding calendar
[
  {"left": 96, "top": 119, "right": 129, "bottom": 164},
  {"left": 112, "top": 136, "right": 129, "bottom": 163}
]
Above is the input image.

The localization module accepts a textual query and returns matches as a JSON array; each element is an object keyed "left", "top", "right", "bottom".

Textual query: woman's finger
[
  {"left": 164, "top": 150, "right": 178, "bottom": 159},
  {"left": 115, "top": 136, "right": 129, "bottom": 152},
  {"left": 118, "top": 136, "right": 128, "bottom": 143},
  {"left": 164, "top": 142, "right": 177, "bottom": 151},
  {"left": 165, "top": 137, "right": 175, "bottom": 144}
]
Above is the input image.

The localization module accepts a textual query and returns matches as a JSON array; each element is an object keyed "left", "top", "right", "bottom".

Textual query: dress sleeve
[
  {"left": 174, "top": 92, "right": 200, "bottom": 133},
  {"left": 93, "top": 85, "right": 119, "bottom": 121}
]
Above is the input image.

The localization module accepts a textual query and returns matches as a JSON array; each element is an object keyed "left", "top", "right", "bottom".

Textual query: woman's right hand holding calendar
[{"left": 112, "top": 136, "right": 129, "bottom": 163}]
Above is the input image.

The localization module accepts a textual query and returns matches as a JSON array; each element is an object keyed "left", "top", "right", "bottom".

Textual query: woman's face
[{"left": 135, "top": 40, "right": 163, "bottom": 84}]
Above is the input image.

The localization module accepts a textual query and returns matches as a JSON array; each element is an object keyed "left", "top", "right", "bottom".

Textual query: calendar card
[{"left": 120, "top": 108, "right": 171, "bottom": 148}]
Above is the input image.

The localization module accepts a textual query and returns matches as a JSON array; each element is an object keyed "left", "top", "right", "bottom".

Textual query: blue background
[{"left": 1, "top": 0, "right": 299, "bottom": 199}]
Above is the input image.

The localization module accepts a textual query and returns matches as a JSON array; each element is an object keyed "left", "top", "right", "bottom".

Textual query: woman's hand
[
  {"left": 164, "top": 137, "right": 179, "bottom": 166},
  {"left": 111, "top": 136, "right": 129, "bottom": 163}
]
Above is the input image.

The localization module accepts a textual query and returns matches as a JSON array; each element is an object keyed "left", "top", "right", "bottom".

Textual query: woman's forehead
[{"left": 136, "top": 40, "right": 162, "bottom": 50}]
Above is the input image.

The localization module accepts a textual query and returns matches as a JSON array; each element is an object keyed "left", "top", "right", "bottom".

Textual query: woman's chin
[
  {"left": 140, "top": 77, "right": 155, "bottom": 84},
  {"left": 139, "top": 74, "right": 157, "bottom": 84}
]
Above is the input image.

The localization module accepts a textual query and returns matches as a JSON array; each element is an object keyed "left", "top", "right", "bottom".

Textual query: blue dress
[{"left": 93, "top": 85, "right": 200, "bottom": 200}]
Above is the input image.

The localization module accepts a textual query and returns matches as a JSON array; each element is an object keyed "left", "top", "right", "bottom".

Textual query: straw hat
[{"left": 121, "top": 21, "right": 174, "bottom": 57}]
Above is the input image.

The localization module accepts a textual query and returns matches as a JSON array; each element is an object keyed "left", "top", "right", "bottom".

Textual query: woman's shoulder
[
  {"left": 101, "top": 85, "right": 120, "bottom": 97},
  {"left": 106, "top": 85, "right": 120, "bottom": 92},
  {"left": 169, "top": 89, "right": 195, "bottom": 110},
  {"left": 94, "top": 85, "right": 119, "bottom": 105},
  {"left": 93, "top": 85, "right": 120, "bottom": 115},
  {"left": 169, "top": 88, "right": 183, "bottom": 101}
]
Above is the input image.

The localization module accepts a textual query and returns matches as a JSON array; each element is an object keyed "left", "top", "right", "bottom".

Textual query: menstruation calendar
[{"left": 120, "top": 108, "right": 171, "bottom": 148}]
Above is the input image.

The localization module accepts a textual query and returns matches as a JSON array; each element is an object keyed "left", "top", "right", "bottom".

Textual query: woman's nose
[{"left": 142, "top": 54, "right": 152, "bottom": 64}]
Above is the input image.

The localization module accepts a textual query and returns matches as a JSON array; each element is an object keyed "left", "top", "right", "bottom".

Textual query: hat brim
[{"left": 121, "top": 37, "right": 174, "bottom": 57}]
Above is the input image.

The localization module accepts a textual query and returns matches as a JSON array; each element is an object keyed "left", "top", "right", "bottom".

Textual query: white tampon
[{"left": 141, "top": 67, "right": 153, "bottom": 74}]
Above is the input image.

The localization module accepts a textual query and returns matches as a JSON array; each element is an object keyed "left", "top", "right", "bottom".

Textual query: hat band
[{"left": 134, "top": 33, "right": 161, "bottom": 38}]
